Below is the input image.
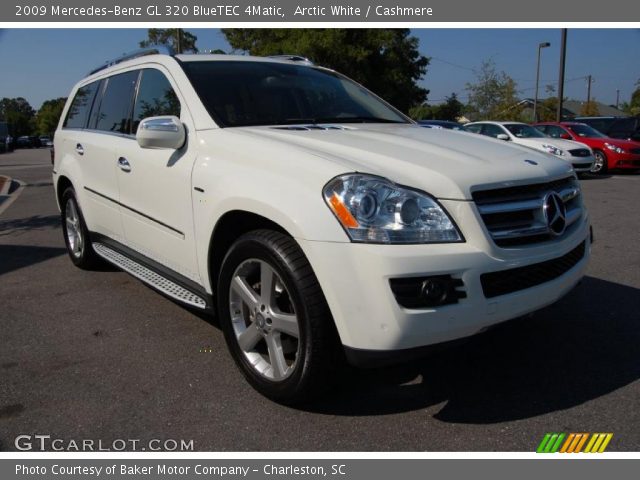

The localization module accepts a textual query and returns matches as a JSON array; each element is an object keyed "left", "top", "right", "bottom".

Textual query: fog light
[
  {"left": 421, "top": 278, "right": 448, "bottom": 303},
  {"left": 390, "top": 275, "right": 466, "bottom": 309}
]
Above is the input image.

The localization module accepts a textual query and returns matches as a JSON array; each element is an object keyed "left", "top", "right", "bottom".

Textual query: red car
[{"left": 534, "top": 122, "right": 640, "bottom": 174}]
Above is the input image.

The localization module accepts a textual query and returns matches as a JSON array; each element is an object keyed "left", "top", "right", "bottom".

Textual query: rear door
[
  {"left": 116, "top": 67, "right": 201, "bottom": 284},
  {"left": 76, "top": 71, "right": 139, "bottom": 243}
]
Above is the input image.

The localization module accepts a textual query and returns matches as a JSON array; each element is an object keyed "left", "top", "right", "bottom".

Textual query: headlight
[
  {"left": 323, "top": 174, "right": 463, "bottom": 244},
  {"left": 605, "top": 142, "right": 625, "bottom": 154},
  {"left": 541, "top": 144, "right": 565, "bottom": 156}
]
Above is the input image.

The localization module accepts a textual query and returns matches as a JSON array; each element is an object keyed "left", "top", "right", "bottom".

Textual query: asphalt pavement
[{"left": 1, "top": 148, "right": 639, "bottom": 451}]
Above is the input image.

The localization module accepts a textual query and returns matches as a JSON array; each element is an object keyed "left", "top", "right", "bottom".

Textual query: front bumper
[
  {"left": 299, "top": 208, "right": 590, "bottom": 364},
  {"left": 612, "top": 152, "right": 640, "bottom": 169},
  {"left": 569, "top": 155, "right": 595, "bottom": 172}
]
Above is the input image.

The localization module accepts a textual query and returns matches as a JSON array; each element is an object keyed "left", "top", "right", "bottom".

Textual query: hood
[
  {"left": 515, "top": 137, "right": 588, "bottom": 152},
  {"left": 226, "top": 124, "right": 574, "bottom": 200}
]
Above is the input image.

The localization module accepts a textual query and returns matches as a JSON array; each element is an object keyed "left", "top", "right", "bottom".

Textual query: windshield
[
  {"left": 504, "top": 123, "right": 546, "bottom": 138},
  {"left": 569, "top": 123, "right": 606, "bottom": 138},
  {"left": 180, "top": 61, "right": 409, "bottom": 127}
]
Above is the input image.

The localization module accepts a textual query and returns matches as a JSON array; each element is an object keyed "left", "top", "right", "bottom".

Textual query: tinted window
[
  {"left": 63, "top": 81, "right": 99, "bottom": 129},
  {"left": 132, "top": 69, "right": 181, "bottom": 133},
  {"left": 181, "top": 61, "right": 408, "bottom": 127},
  {"left": 481, "top": 124, "right": 507, "bottom": 138},
  {"left": 504, "top": 123, "right": 546, "bottom": 138},
  {"left": 610, "top": 118, "right": 636, "bottom": 134},
  {"left": 463, "top": 124, "right": 482, "bottom": 134},
  {"left": 568, "top": 124, "right": 605, "bottom": 138},
  {"left": 94, "top": 71, "right": 138, "bottom": 134},
  {"left": 579, "top": 118, "right": 614, "bottom": 134},
  {"left": 544, "top": 125, "right": 567, "bottom": 138}
]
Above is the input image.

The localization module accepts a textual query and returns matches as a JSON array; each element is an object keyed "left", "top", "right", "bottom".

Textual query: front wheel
[
  {"left": 590, "top": 150, "right": 608, "bottom": 174},
  {"left": 61, "top": 187, "right": 102, "bottom": 269},
  {"left": 217, "top": 230, "right": 341, "bottom": 404}
]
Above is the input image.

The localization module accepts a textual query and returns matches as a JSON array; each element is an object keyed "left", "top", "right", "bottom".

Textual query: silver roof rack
[
  {"left": 87, "top": 45, "right": 175, "bottom": 76},
  {"left": 267, "top": 55, "right": 314, "bottom": 65}
]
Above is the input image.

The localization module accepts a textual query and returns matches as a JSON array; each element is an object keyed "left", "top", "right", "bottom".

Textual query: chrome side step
[{"left": 92, "top": 243, "right": 207, "bottom": 309}]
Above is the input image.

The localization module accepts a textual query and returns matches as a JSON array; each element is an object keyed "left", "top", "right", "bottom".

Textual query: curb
[
  {"left": 0, "top": 177, "right": 26, "bottom": 217},
  {"left": 0, "top": 175, "right": 12, "bottom": 195}
]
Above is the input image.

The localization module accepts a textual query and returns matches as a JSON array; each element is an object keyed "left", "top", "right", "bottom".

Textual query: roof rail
[
  {"left": 267, "top": 55, "right": 314, "bottom": 65},
  {"left": 87, "top": 45, "right": 175, "bottom": 76}
]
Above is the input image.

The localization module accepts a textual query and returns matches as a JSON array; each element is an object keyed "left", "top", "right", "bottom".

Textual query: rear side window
[
  {"left": 463, "top": 124, "right": 482, "bottom": 134},
  {"left": 481, "top": 124, "right": 505, "bottom": 138},
  {"left": 93, "top": 71, "right": 139, "bottom": 134},
  {"left": 63, "top": 81, "right": 100, "bottom": 129},
  {"left": 545, "top": 125, "right": 566, "bottom": 138},
  {"left": 132, "top": 69, "right": 181, "bottom": 133}
]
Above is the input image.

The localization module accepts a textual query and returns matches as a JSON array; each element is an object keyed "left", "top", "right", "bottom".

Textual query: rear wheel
[
  {"left": 590, "top": 150, "right": 608, "bottom": 174},
  {"left": 217, "top": 230, "right": 341, "bottom": 404},
  {"left": 61, "top": 187, "right": 102, "bottom": 269}
]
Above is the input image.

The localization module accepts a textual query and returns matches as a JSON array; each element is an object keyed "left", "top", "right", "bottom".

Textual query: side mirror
[
  {"left": 136, "top": 116, "right": 185, "bottom": 150},
  {"left": 496, "top": 133, "right": 510, "bottom": 141},
  {"left": 560, "top": 133, "right": 571, "bottom": 140}
]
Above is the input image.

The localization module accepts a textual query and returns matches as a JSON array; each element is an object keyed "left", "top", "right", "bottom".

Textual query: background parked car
[
  {"left": 574, "top": 116, "right": 640, "bottom": 143},
  {"left": 417, "top": 120, "right": 463, "bottom": 130},
  {"left": 15, "top": 136, "right": 42, "bottom": 148},
  {"left": 462, "top": 121, "right": 595, "bottom": 173},
  {"left": 535, "top": 122, "right": 640, "bottom": 174},
  {"left": 39, "top": 135, "right": 53, "bottom": 147}
]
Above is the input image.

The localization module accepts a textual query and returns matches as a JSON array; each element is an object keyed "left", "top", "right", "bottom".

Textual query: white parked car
[
  {"left": 53, "top": 48, "right": 591, "bottom": 403},
  {"left": 463, "top": 121, "right": 595, "bottom": 173}
]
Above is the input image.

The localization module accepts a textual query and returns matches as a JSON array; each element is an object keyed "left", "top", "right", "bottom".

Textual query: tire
[
  {"left": 217, "top": 229, "right": 341, "bottom": 404},
  {"left": 591, "top": 150, "right": 608, "bottom": 174},
  {"left": 60, "top": 187, "right": 102, "bottom": 269}
]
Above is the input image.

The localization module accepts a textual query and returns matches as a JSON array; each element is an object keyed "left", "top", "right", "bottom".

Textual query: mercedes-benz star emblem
[{"left": 543, "top": 192, "right": 567, "bottom": 236}]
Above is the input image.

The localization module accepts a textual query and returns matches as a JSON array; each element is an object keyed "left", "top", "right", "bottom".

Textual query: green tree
[
  {"left": 435, "top": 93, "right": 464, "bottom": 121},
  {"left": 140, "top": 29, "right": 198, "bottom": 53},
  {"left": 222, "top": 29, "right": 429, "bottom": 113},
  {"left": 466, "top": 60, "right": 522, "bottom": 121},
  {"left": 0, "top": 97, "right": 35, "bottom": 136},
  {"left": 35, "top": 98, "right": 67, "bottom": 137},
  {"left": 621, "top": 79, "right": 640, "bottom": 116},
  {"left": 408, "top": 104, "right": 434, "bottom": 120},
  {"left": 580, "top": 100, "right": 600, "bottom": 116}
]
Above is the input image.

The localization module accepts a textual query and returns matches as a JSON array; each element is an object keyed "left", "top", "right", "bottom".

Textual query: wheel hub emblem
[
  {"left": 543, "top": 192, "right": 567, "bottom": 236},
  {"left": 255, "top": 313, "right": 266, "bottom": 330}
]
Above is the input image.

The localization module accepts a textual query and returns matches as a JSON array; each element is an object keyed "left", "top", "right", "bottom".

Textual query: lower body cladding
[{"left": 300, "top": 217, "right": 591, "bottom": 368}]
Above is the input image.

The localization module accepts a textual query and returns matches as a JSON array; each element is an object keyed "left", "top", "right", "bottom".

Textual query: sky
[{"left": 0, "top": 28, "right": 638, "bottom": 111}]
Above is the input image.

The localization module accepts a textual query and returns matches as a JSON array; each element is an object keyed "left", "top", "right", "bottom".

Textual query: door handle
[
  {"left": 75, "top": 143, "right": 84, "bottom": 155},
  {"left": 117, "top": 157, "right": 131, "bottom": 172}
]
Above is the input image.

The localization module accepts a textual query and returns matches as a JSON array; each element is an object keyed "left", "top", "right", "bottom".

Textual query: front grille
[
  {"left": 472, "top": 176, "right": 583, "bottom": 247},
  {"left": 569, "top": 148, "right": 591, "bottom": 157},
  {"left": 480, "top": 241, "right": 586, "bottom": 298},
  {"left": 630, "top": 148, "right": 640, "bottom": 155}
]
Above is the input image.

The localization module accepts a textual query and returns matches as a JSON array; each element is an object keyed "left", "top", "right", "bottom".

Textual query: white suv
[{"left": 54, "top": 48, "right": 591, "bottom": 403}]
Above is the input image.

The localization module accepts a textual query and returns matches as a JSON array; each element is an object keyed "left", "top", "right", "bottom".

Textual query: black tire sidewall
[{"left": 217, "top": 233, "right": 318, "bottom": 402}]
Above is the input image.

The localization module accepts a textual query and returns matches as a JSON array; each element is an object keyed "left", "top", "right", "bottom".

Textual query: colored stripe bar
[
  {"left": 560, "top": 433, "right": 575, "bottom": 453},
  {"left": 598, "top": 434, "right": 613, "bottom": 453},
  {"left": 537, "top": 434, "right": 553, "bottom": 453},
  {"left": 550, "top": 433, "right": 566, "bottom": 453}
]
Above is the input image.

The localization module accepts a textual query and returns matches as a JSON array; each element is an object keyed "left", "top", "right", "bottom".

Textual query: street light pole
[
  {"left": 533, "top": 42, "right": 551, "bottom": 122},
  {"left": 556, "top": 29, "right": 568, "bottom": 122}
]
